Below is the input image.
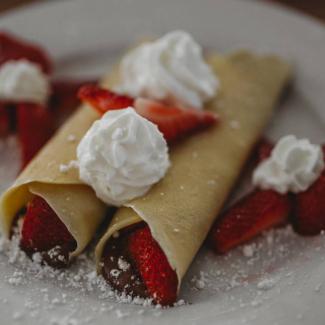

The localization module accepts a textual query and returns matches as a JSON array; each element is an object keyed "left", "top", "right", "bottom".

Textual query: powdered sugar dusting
[
  {"left": 59, "top": 160, "right": 79, "bottom": 173},
  {"left": 0, "top": 229, "right": 170, "bottom": 323},
  {"left": 1, "top": 121, "right": 325, "bottom": 323},
  {"left": 0, "top": 219, "right": 321, "bottom": 323}
]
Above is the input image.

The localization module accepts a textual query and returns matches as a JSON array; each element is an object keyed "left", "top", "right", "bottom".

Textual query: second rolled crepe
[
  {"left": 0, "top": 104, "right": 106, "bottom": 259},
  {"left": 95, "top": 51, "right": 292, "bottom": 292}
]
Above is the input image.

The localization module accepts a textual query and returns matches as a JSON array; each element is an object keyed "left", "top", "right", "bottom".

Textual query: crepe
[
  {"left": 95, "top": 51, "right": 292, "bottom": 290},
  {"left": 0, "top": 104, "right": 107, "bottom": 258}
]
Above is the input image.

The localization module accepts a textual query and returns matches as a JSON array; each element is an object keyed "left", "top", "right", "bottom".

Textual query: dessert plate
[{"left": 0, "top": 0, "right": 324, "bottom": 324}]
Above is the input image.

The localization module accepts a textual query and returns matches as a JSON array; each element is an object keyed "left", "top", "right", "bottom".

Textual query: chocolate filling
[{"left": 101, "top": 224, "right": 148, "bottom": 299}]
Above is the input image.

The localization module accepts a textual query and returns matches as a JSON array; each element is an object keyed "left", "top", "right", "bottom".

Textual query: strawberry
[
  {"left": 255, "top": 137, "right": 274, "bottom": 163},
  {"left": 78, "top": 84, "right": 134, "bottom": 112},
  {"left": 134, "top": 98, "right": 218, "bottom": 142},
  {"left": 0, "top": 103, "right": 10, "bottom": 136},
  {"left": 17, "top": 103, "right": 55, "bottom": 168},
  {"left": 127, "top": 225, "right": 178, "bottom": 306},
  {"left": 20, "top": 196, "right": 76, "bottom": 266},
  {"left": 78, "top": 85, "right": 218, "bottom": 142},
  {"left": 0, "top": 31, "right": 52, "bottom": 74},
  {"left": 293, "top": 150, "right": 325, "bottom": 236},
  {"left": 208, "top": 190, "right": 291, "bottom": 254}
]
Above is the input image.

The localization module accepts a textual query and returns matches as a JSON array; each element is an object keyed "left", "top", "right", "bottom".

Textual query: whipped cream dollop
[
  {"left": 77, "top": 107, "right": 170, "bottom": 206},
  {"left": 253, "top": 135, "right": 324, "bottom": 194},
  {"left": 115, "top": 30, "right": 219, "bottom": 109},
  {"left": 0, "top": 60, "right": 50, "bottom": 104}
]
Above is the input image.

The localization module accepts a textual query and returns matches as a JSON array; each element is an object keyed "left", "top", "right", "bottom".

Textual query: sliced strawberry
[
  {"left": 78, "top": 85, "right": 218, "bottom": 143},
  {"left": 293, "top": 162, "right": 325, "bottom": 236},
  {"left": 0, "top": 31, "right": 52, "bottom": 74},
  {"left": 134, "top": 98, "right": 218, "bottom": 142},
  {"left": 127, "top": 225, "right": 178, "bottom": 306},
  {"left": 208, "top": 190, "right": 291, "bottom": 254},
  {"left": 20, "top": 196, "right": 76, "bottom": 266},
  {"left": 78, "top": 84, "right": 134, "bottom": 112},
  {"left": 17, "top": 103, "right": 55, "bottom": 168},
  {"left": 0, "top": 103, "right": 10, "bottom": 136},
  {"left": 255, "top": 137, "right": 274, "bottom": 163}
]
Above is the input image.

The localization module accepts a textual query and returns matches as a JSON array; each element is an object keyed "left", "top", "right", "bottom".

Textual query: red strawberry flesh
[
  {"left": 128, "top": 225, "right": 178, "bottom": 305},
  {"left": 20, "top": 196, "right": 76, "bottom": 267},
  {"left": 78, "top": 84, "right": 134, "bottom": 112},
  {"left": 78, "top": 85, "right": 218, "bottom": 143},
  {"left": 134, "top": 98, "right": 217, "bottom": 142},
  {"left": 209, "top": 190, "right": 291, "bottom": 254},
  {"left": 255, "top": 137, "right": 274, "bottom": 163},
  {"left": 0, "top": 31, "right": 52, "bottom": 74},
  {"left": 293, "top": 148, "right": 325, "bottom": 236},
  {"left": 17, "top": 103, "right": 54, "bottom": 168},
  {"left": 102, "top": 223, "right": 178, "bottom": 306}
]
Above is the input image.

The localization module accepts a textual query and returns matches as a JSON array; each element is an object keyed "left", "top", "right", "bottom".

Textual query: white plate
[{"left": 0, "top": 0, "right": 324, "bottom": 324}]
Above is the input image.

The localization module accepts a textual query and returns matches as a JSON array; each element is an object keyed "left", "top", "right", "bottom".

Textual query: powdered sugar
[
  {"left": 59, "top": 160, "right": 79, "bottom": 173},
  {"left": 242, "top": 244, "right": 256, "bottom": 257},
  {"left": 257, "top": 278, "right": 276, "bottom": 291},
  {"left": 0, "top": 228, "right": 165, "bottom": 322},
  {"left": 1, "top": 217, "right": 324, "bottom": 323},
  {"left": 117, "top": 258, "right": 130, "bottom": 272},
  {"left": 67, "top": 134, "right": 76, "bottom": 143},
  {"left": 1, "top": 123, "right": 325, "bottom": 324}
]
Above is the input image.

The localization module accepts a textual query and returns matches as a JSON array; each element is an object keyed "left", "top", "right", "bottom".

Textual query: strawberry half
[
  {"left": 0, "top": 31, "right": 52, "bottom": 74},
  {"left": 17, "top": 103, "right": 55, "bottom": 168},
  {"left": 134, "top": 98, "right": 217, "bottom": 142},
  {"left": 20, "top": 196, "right": 76, "bottom": 266},
  {"left": 78, "top": 85, "right": 218, "bottom": 143},
  {"left": 208, "top": 190, "right": 291, "bottom": 254},
  {"left": 78, "top": 84, "right": 134, "bottom": 111},
  {"left": 293, "top": 147, "right": 325, "bottom": 236},
  {"left": 127, "top": 225, "right": 178, "bottom": 306}
]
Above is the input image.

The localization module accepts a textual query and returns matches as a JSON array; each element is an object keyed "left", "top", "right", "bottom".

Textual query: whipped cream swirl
[
  {"left": 115, "top": 30, "right": 219, "bottom": 109},
  {"left": 77, "top": 108, "right": 170, "bottom": 206},
  {"left": 0, "top": 60, "right": 50, "bottom": 104},
  {"left": 253, "top": 135, "right": 324, "bottom": 194}
]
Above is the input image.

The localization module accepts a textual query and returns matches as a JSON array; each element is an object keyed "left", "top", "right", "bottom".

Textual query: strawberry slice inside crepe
[
  {"left": 102, "top": 224, "right": 178, "bottom": 306},
  {"left": 20, "top": 196, "right": 76, "bottom": 267}
]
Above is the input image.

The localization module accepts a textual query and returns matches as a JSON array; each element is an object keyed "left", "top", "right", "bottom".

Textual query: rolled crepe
[
  {"left": 95, "top": 51, "right": 292, "bottom": 291},
  {"left": 0, "top": 104, "right": 107, "bottom": 258}
]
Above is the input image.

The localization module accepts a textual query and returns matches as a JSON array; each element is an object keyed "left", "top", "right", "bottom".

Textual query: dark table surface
[
  {"left": 0, "top": 0, "right": 325, "bottom": 23},
  {"left": 270, "top": 0, "right": 325, "bottom": 22}
]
